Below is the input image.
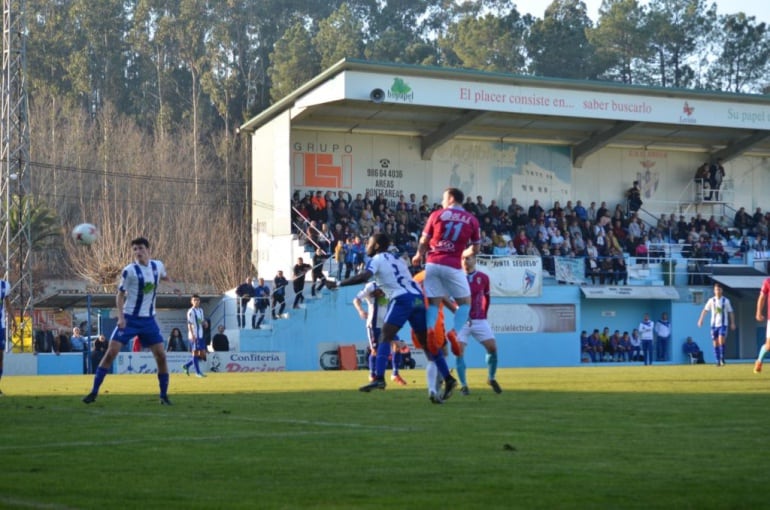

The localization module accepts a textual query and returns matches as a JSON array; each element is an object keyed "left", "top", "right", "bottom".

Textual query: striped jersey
[
  {"left": 187, "top": 306, "right": 205, "bottom": 339},
  {"left": 364, "top": 252, "right": 422, "bottom": 299},
  {"left": 467, "top": 270, "right": 490, "bottom": 320},
  {"left": 356, "top": 281, "right": 388, "bottom": 328},
  {"left": 704, "top": 296, "right": 733, "bottom": 327},
  {"left": 118, "top": 260, "right": 166, "bottom": 317}
]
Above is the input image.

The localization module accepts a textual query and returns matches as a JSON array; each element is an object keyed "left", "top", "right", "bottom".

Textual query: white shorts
[
  {"left": 423, "top": 263, "right": 470, "bottom": 299},
  {"left": 458, "top": 319, "right": 495, "bottom": 344}
]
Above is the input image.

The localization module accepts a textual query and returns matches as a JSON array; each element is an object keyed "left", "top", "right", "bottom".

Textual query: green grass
[{"left": 1, "top": 364, "right": 768, "bottom": 509}]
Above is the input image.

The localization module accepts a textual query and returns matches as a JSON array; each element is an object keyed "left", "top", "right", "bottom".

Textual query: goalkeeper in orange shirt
[{"left": 412, "top": 270, "right": 461, "bottom": 403}]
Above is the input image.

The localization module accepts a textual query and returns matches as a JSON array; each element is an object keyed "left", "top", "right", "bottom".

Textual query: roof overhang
[
  {"left": 240, "top": 59, "right": 770, "bottom": 163},
  {"left": 711, "top": 275, "right": 768, "bottom": 291},
  {"left": 581, "top": 286, "right": 680, "bottom": 300}
]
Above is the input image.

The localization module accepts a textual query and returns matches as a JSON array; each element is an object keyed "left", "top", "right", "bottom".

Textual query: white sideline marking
[{"left": 0, "top": 496, "right": 77, "bottom": 509}]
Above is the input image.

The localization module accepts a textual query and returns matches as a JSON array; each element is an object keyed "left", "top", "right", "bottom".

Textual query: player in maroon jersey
[
  {"left": 412, "top": 188, "right": 481, "bottom": 348},
  {"left": 455, "top": 254, "right": 501, "bottom": 395}
]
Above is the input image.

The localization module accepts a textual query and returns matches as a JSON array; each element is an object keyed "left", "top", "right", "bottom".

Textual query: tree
[
  {"left": 527, "top": 0, "right": 596, "bottom": 79},
  {"left": 440, "top": 11, "right": 530, "bottom": 73},
  {"left": 642, "top": 0, "right": 715, "bottom": 88},
  {"left": 588, "top": 0, "right": 650, "bottom": 83},
  {"left": 268, "top": 22, "right": 321, "bottom": 102},
  {"left": 315, "top": 3, "right": 365, "bottom": 69},
  {"left": 706, "top": 13, "right": 770, "bottom": 93}
]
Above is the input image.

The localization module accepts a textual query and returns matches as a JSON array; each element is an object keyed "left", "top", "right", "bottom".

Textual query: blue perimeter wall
[{"left": 236, "top": 284, "right": 710, "bottom": 371}]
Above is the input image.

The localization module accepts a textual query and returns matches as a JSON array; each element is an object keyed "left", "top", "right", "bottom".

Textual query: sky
[{"left": 513, "top": 0, "right": 770, "bottom": 23}]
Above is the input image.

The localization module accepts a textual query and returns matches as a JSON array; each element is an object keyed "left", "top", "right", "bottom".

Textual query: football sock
[
  {"left": 183, "top": 359, "right": 192, "bottom": 369},
  {"left": 713, "top": 345, "right": 720, "bottom": 362},
  {"left": 454, "top": 303, "right": 470, "bottom": 332},
  {"left": 375, "top": 341, "right": 390, "bottom": 378},
  {"left": 486, "top": 352, "right": 498, "bottom": 380},
  {"left": 193, "top": 356, "right": 201, "bottom": 374},
  {"left": 369, "top": 353, "right": 376, "bottom": 377},
  {"left": 392, "top": 350, "right": 402, "bottom": 375},
  {"left": 433, "top": 350, "right": 451, "bottom": 379},
  {"left": 426, "top": 304, "right": 439, "bottom": 330},
  {"left": 719, "top": 344, "right": 725, "bottom": 362},
  {"left": 91, "top": 366, "right": 108, "bottom": 395},
  {"left": 757, "top": 345, "right": 768, "bottom": 362},
  {"left": 158, "top": 373, "right": 169, "bottom": 398},
  {"left": 456, "top": 355, "right": 466, "bottom": 386},
  {"left": 426, "top": 362, "right": 437, "bottom": 395}
]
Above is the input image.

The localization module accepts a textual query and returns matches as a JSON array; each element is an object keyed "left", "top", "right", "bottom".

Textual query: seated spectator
[
  {"left": 580, "top": 330, "right": 593, "bottom": 362},
  {"left": 620, "top": 331, "right": 632, "bottom": 360},
  {"left": 609, "top": 330, "right": 624, "bottom": 361},
  {"left": 167, "top": 327, "right": 186, "bottom": 352},
  {"left": 585, "top": 252, "right": 602, "bottom": 285},
  {"left": 589, "top": 329, "right": 604, "bottom": 362},
  {"left": 612, "top": 251, "right": 628, "bottom": 285},
  {"left": 682, "top": 336, "right": 704, "bottom": 364},
  {"left": 212, "top": 325, "right": 230, "bottom": 352},
  {"left": 599, "top": 327, "right": 611, "bottom": 361},
  {"left": 599, "top": 256, "right": 614, "bottom": 284},
  {"left": 630, "top": 329, "right": 642, "bottom": 361}
]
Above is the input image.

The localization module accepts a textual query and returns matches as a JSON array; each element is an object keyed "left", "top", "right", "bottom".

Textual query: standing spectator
[
  {"left": 166, "top": 327, "right": 186, "bottom": 352},
  {"left": 456, "top": 254, "right": 502, "bottom": 395},
  {"left": 272, "top": 270, "right": 288, "bottom": 320},
  {"left": 310, "top": 248, "right": 329, "bottom": 298},
  {"left": 707, "top": 158, "right": 725, "bottom": 200},
  {"left": 235, "top": 277, "right": 254, "bottom": 329},
  {"left": 639, "top": 313, "right": 655, "bottom": 365},
  {"left": 212, "top": 325, "right": 230, "bottom": 352},
  {"left": 83, "top": 237, "right": 179, "bottom": 405},
  {"left": 697, "top": 283, "right": 735, "bottom": 366},
  {"left": 292, "top": 257, "right": 312, "bottom": 309},
  {"left": 70, "top": 327, "right": 86, "bottom": 352},
  {"left": 55, "top": 329, "right": 71, "bottom": 354},
  {"left": 90, "top": 334, "right": 108, "bottom": 374},
  {"left": 34, "top": 325, "right": 55, "bottom": 354},
  {"left": 182, "top": 294, "right": 207, "bottom": 378},
  {"left": 654, "top": 312, "right": 671, "bottom": 362},
  {"left": 252, "top": 278, "right": 271, "bottom": 329},
  {"left": 0, "top": 277, "right": 12, "bottom": 394}
]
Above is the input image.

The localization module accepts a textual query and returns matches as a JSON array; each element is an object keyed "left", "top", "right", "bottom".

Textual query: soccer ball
[{"left": 72, "top": 223, "right": 98, "bottom": 245}]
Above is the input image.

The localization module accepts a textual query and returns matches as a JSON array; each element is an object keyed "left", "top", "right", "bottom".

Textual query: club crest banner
[{"left": 476, "top": 256, "right": 542, "bottom": 297}]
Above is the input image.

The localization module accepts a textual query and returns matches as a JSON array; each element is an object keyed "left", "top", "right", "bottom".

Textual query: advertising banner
[
  {"left": 114, "top": 351, "right": 286, "bottom": 374},
  {"left": 476, "top": 256, "right": 542, "bottom": 297},
  {"left": 489, "top": 304, "right": 576, "bottom": 334}
]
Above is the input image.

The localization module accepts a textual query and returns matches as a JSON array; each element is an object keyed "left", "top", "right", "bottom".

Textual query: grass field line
[
  {"left": 0, "top": 495, "right": 77, "bottom": 510},
  {"left": 79, "top": 407, "right": 416, "bottom": 431},
  {"left": 0, "top": 430, "right": 343, "bottom": 452}
]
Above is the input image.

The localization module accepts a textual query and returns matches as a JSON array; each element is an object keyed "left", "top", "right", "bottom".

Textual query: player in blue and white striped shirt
[
  {"left": 84, "top": 237, "right": 180, "bottom": 405},
  {"left": 182, "top": 294, "right": 207, "bottom": 377}
]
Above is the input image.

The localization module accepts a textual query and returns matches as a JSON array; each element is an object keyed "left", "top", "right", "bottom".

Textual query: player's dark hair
[
  {"left": 446, "top": 187, "right": 464, "bottom": 204},
  {"left": 192, "top": 294, "right": 200, "bottom": 299},
  {"left": 131, "top": 237, "right": 150, "bottom": 248},
  {"left": 372, "top": 233, "right": 391, "bottom": 253}
]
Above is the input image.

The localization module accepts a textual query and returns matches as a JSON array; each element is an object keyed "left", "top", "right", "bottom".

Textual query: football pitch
[{"left": 0, "top": 364, "right": 767, "bottom": 509}]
